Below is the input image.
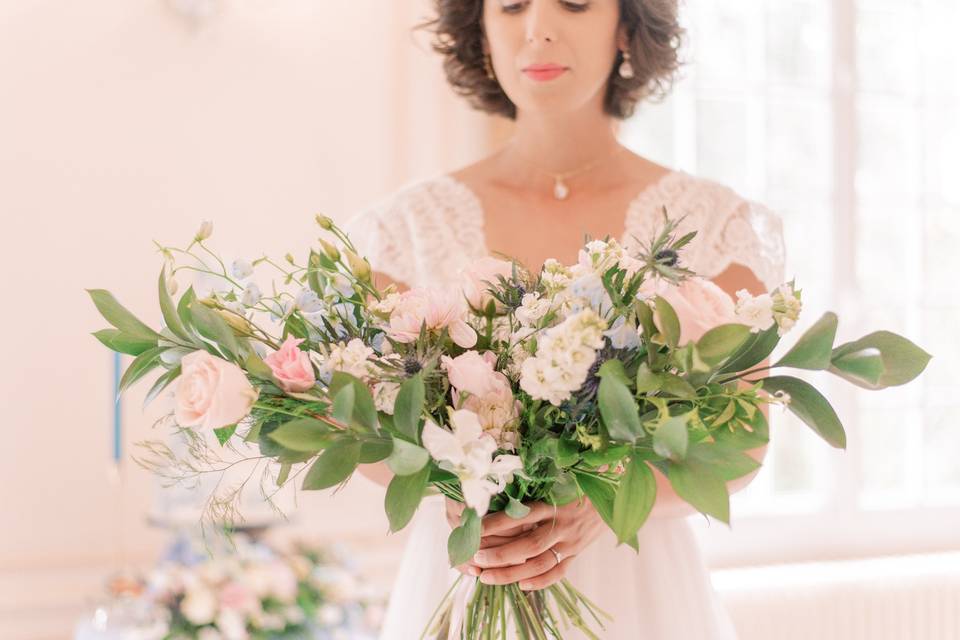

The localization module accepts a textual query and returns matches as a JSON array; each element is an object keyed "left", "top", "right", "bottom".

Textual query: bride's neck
[{"left": 495, "top": 109, "right": 622, "bottom": 187}]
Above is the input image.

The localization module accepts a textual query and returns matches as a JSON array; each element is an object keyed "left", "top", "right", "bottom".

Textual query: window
[{"left": 619, "top": 0, "right": 960, "bottom": 567}]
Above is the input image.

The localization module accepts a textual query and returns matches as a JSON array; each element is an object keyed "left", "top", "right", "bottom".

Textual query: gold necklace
[{"left": 510, "top": 142, "right": 626, "bottom": 200}]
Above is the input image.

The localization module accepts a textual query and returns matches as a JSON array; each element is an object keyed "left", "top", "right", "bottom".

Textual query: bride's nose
[{"left": 524, "top": 1, "right": 557, "bottom": 44}]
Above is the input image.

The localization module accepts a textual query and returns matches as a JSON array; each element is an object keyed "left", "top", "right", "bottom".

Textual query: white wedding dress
[{"left": 344, "top": 169, "right": 786, "bottom": 640}]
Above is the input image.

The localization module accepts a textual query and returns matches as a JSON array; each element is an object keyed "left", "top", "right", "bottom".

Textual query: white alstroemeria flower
[
  {"left": 733, "top": 289, "right": 775, "bottom": 333},
  {"left": 241, "top": 282, "right": 261, "bottom": 307},
  {"left": 603, "top": 315, "right": 641, "bottom": 350},
  {"left": 422, "top": 409, "right": 522, "bottom": 516},
  {"left": 231, "top": 258, "right": 254, "bottom": 280},
  {"left": 325, "top": 272, "right": 355, "bottom": 298},
  {"left": 295, "top": 288, "right": 324, "bottom": 314}
]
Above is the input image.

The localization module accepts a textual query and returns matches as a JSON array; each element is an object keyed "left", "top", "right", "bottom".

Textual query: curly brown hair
[{"left": 416, "top": 0, "right": 686, "bottom": 120}]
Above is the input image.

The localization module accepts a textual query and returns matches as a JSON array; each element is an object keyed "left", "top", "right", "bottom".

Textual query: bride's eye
[
  {"left": 500, "top": 1, "right": 525, "bottom": 13},
  {"left": 561, "top": 1, "right": 590, "bottom": 11}
]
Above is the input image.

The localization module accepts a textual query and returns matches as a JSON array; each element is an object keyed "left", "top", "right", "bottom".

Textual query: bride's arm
[
  {"left": 356, "top": 269, "right": 408, "bottom": 488},
  {"left": 649, "top": 262, "right": 771, "bottom": 519}
]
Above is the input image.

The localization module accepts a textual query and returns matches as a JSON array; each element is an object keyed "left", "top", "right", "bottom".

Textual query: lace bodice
[{"left": 342, "top": 170, "right": 786, "bottom": 293}]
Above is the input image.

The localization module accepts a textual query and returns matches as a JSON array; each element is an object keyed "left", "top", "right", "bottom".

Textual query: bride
[{"left": 346, "top": 0, "right": 786, "bottom": 638}]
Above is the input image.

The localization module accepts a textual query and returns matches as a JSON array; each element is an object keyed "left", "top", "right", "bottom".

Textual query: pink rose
[
  {"left": 263, "top": 336, "right": 316, "bottom": 393},
  {"left": 174, "top": 350, "right": 258, "bottom": 431},
  {"left": 639, "top": 276, "right": 737, "bottom": 343},
  {"left": 387, "top": 287, "right": 477, "bottom": 348},
  {"left": 460, "top": 256, "right": 515, "bottom": 312},
  {"left": 218, "top": 580, "right": 260, "bottom": 615},
  {"left": 441, "top": 350, "right": 507, "bottom": 398}
]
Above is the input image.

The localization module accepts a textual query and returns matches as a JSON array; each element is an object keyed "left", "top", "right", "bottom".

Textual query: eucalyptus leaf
[
  {"left": 188, "top": 299, "right": 239, "bottom": 359},
  {"left": 774, "top": 312, "right": 838, "bottom": 370},
  {"left": 118, "top": 347, "right": 164, "bottom": 393},
  {"left": 87, "top": 289, "right": 159, "bottom": 343},
  {"left": 635, "top": 362, "right": 662, "bottom": 394},
  {"left": 506, "top": 496, "right": 531, "bottom": 519},
  {"left": 386, "top": 437, "right": 429, "bottom": 475},
  {"left": 717, "top": 323, "right": 780, "bottom": 375},
  {"left": 143, "top": 365, "right": 180, "bottom": 409},
  {"left": 92, "top": 328, "right": 156, "bottom": 356},
  {"left": 667, "top": 457, "right": 730, "bottom": 524},
  {"left": 158, "top": 269, "right": 191, "bottom": 343},
  {"left": 385, "top": 465, "right": 429, "bottom": 532},
  {"left": 393, "top": 374, "right": 425, "bottom": 443},
  {"left": 360, "top": 439, "right": 393, "bottom": 463},
  {"left": 760, "top": 375, "right": 846, "bottom": 449},
  {"left": 697, "top": 323, "right": 752, "bottom": 368},
  {"left": 687, "top": 442, "right": 761, "bottom": 482},
  {"left": 302, "top": 438, "right": 361, "bottom": 490},
  {"left": 598, "top": 374, "right": 643, "bottom": 443},
  {"left": 829, "top": 348, "right": 885, "bottom": 387},
  {"left": 611, "top": 456, "right": 656, "bottom": 546},
  {"left": 448, "top": 507, "right": 482, "bottom": 566},
  {"left": 659, "top": 373, "right": 697, "bottom": 399},
  {"left": 829, "top": 331, "right": 932, "bottom": 390},
  {"left": 268, "top": 418, "right": 333, "bottom": 452}
]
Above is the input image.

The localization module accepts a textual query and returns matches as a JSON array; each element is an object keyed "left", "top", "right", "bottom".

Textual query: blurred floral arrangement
[{"left": 92, "top": 534, "right": 382, "bottom": 640}]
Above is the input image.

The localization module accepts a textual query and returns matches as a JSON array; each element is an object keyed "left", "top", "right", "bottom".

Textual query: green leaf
[
  {"left": 549, "top": 471, "right": 580, "bottom": 506},
  {"left": 177, "top": 286, "right": 196, "bottom": 332},
  {"left": 712, "top": 406, "right": 769, "bottom": 451},
  {"left": 635, "top": 362, "right": 662, "bottom": 394},
  {"left": 268, "top": 418, "right": 334, "bottom": 452},
  {"left": 302, "top": 438, "right": 361, "bottom": 490},
  {"left": 659, "top": 373, "right": 697, "bottom": 399},
  {"left": 760, "top": 375, "right": 846, "bottom": 449},
  {"left": 244, "top": 351, "right": 276, "bottom": 382},
  {"left": 667, "top": 457, "right": 730, "bottom": 524},
  {"left": 687, "top": 442, "right": 761, "bottom": 482},
  {"left": 581, "top": 444, "right": 631, "bottom": 467},
  {"left": 830, "top": 348, "right": 885, "bottom": 387},
  {"left": 188, "top": 299, "right": 239, "bottom": 358},
  {"left": 359, "top": 439, "right": 393, "bottom": 463},
  {"left": 87, "top": 289, "right": 159, "bottom": 343},
  {"left": 717, "top": 323, "right": 780, "bottom": 375},
  {"left": 774, "top": 312, "right": 838, "bottom": 370},
  {"left": 829, "top": 331, "right": 932, "bottom": 390},
  {"left": 93, "top": 328, "right": 156, "bottom": 356},
  {"left": 143, "top": 365, "right": 180, "bottom": 408},
  {"left": 214, "top": 424, "right": 237, "bottom": 446},
  {"left": 596, "top": 359, "right": 630, "bottom": 386},
  {"left": 386, "top": 437, "right": 429, "bottom": 475},
  {"left": 598, "top": 374, "right": 643, "bottom": 443},
  {"left": 119, "top": 346, "right": 164, "bottom": 393},
  {"left": 158, "top": 269, "right": 191, "bottom": 343},
  {"left": 697, "top": 323, "right": 752, "bottom": 368},
  {"left": 575, "top": 471, "right": 637, "bottom": 551},
  {"left": 393, "top": 374, "right": 425, "bottom": 442},
  {"left": 331, "top": 383, "right": 355, "bottom": 428},
  {"left": 276, "top": 462, "right": 292, "bottom": 487},
  {"left": 385, "top": 465, "right": 430, "bottom": 532},
  {"left": 652, "top": 412, "right": 689, "bottom": 461},
  {"left": 611, "top": 456, "right": 656, "bottom": 546},
  {"left": 653, "top": 295, "right": 681, "bottom": 347},
  {"left": 506, "top": 496, "right": 531, "bottom": 519},
  {"left": 635, "top": 301, "right": 657, "bottom": 340},
  {"left": 448, "top": 507, "right": 482, "bottom": 566}
]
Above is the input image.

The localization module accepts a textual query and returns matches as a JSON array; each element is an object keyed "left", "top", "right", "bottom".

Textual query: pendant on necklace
[{"left": 553, "top": 177, "right": 570, "bottom": 200}]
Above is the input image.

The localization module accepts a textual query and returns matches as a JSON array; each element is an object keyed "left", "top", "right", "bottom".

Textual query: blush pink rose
[
  {"left": 460, "top": 256, "right": 515, "bottom": 312},
  {"left": 441, "top": 350, "right": 508, "bottom": 398},
  {"left": 387, "top": 287, "right": 477, "bottom": 348},
  {"left": 263, "top": 336, "right": 316, "bottom": 393},
  {"left": 639, "top": 276, "right": 737, "bottom": 343},
  {"left": 174, "top": 350, "right": 258, "bottom": 431},
  {"left": 218, "top": 581, "right": 260, "bottom": 615}
]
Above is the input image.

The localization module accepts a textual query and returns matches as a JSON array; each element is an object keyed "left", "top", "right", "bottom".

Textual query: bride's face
[{"left": 483, "top": 0, "right": 624, "bottom": 117}]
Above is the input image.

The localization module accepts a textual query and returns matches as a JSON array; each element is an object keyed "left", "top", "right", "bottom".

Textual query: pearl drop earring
[{"left": 618, "top": 49, "right": 635, "bottom": 79}]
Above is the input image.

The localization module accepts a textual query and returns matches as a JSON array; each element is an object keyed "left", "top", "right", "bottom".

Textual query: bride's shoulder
[{"left": 342, "top": 174, "right": 466, "bottom": 232}]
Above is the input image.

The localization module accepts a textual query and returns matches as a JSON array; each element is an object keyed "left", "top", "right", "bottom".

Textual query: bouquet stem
[{"left": 423, "top": 575, "right": 611, "bottom": 640}]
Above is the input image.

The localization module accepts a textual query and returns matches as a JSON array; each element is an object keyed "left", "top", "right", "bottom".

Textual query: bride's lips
[{"left": 522, "top": 63, "right": 568, "bottom": 82}]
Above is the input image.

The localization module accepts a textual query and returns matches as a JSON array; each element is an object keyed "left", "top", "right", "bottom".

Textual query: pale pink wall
[{"left": 0, "top": 1, "right": 493, "bottom": 634}]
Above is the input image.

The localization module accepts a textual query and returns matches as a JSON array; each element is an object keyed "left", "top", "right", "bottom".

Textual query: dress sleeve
[
  {"left": 696, "top": 198, "right": 787, "bottom": 292},
  {"left": 341, "top": 196, "right": 419, "bottom": 290}
]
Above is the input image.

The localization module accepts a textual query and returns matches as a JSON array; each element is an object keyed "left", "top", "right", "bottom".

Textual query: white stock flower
[
  {"left": 603, "top": 315, "right": 641, "bottom": 350},
  {"left": 771, "top": 282, "right": 802, "bottom": 337},
  {"left": 180, "top": 585, "right": 218, "bottom": 625},
  {"left": 734, "top": 289, "right": 775, "bottom": 333},
  {"left": 316, "top": 338, "right": 376, "bottom": 382},
  {"left": 519, "top": 308, "right": 607, "bottom": 406},
  {"left": 422, "top": 409, "right": 522, "bottom": 516},
  {"left": 515, "top": 292, "right": 551, "bottom": 327},
  {"left": 372, "top": 380, "right": 400, "bottom": 414}
]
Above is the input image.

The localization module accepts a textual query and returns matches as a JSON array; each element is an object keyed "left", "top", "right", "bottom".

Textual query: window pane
[
  {"left": 696, "top": 98, "right": 749, "bottom": 192},
  {"left": 766, "top": 2, "right": 830, "bottom": 88},
  {"left": 692, "top": 2, "right": 754, "bottom": 90},
  {"left": 856, "top": 6, "right": 921, "bottom": 96},
  {"left": 858, "top": 406, "right": 916, "bottom": 500},
  {"left": 855, "top": 207, "right": 917, "bottom": 301},
  {"left": 766, "top": 98, "right": 832, "bottom": 199},
  {"left": 856, "top": 99, "right": 920, "bottom": 203}
]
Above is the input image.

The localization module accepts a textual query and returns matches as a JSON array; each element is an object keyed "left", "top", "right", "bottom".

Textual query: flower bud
[
  {"left": 285, "top": 253, "right": 296, "bottom": 265},
  {"left": 217, "top": 309, "right": 252, "bottom": 334},
  {"left": 165, "top": 275, "right": 179, "bottom": 296},
  {"left": 344, "top": 248, "right": 371, "bottom": 281},
  {"left": 315, "top": 214, "right": 334, "bottom": 230},
  {"left": 318, "top": 238, "right": 340, "bottom": 262},
  {"left": 194, "top": 220, "right": 213, "bottom": 242}
]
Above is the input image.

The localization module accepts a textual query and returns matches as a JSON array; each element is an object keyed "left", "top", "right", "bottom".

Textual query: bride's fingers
[
  {"left": 473, "top": 525, "right": 560, "bottom": 568},
  {"left": 478, "top": 534, "right": 517, "bottom": 549},
  {"left": 518, "top": 556, "right": 573, "bottom": 591},
  {"left": 481, "top": 502, "right": 554, "bottom": 537},
  {"left": 455, "top": 561, "right": 481, "bottom": 578}
]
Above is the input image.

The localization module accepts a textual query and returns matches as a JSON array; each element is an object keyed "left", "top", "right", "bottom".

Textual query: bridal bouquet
[{"left": 89, "top": 211, "right": 931, "bottom": 639}]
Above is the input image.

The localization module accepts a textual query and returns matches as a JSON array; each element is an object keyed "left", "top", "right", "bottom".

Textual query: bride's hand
[
  {"left": 443, "top": 497, "right": 535, "bottom": 578},
  {"left": 472, "top": 498, "right": 605, "bottom": 591}
]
